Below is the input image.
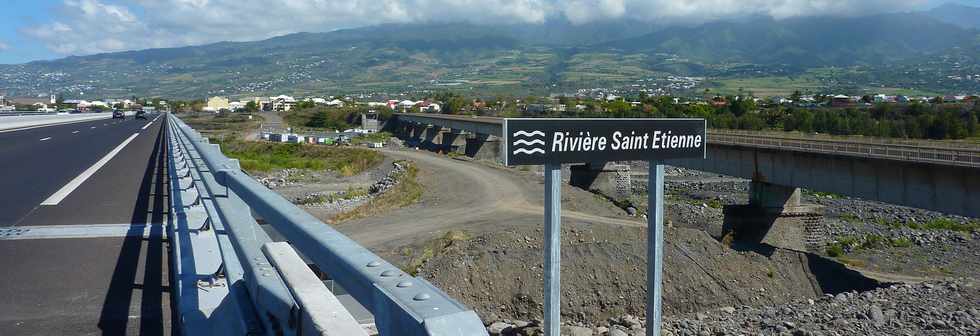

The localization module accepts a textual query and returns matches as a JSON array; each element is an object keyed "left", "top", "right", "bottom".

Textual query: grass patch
[
  {"left": 878, "top": 217, "right": 979, "bottom": 233},
  {"left": 826, "top": 234, "right": 915, "bottom": 258},
  {"left": 826, "top": 244, "right": 845, "bottom": 258},
  {"left": 706, "top": 198, "right": 723, "bottom": 209},
  {"left": 917, "top": 218, "right": 980, "bottom": 233},
  {"left": 351, "top": 132, "right": 392, "bottom": 146},
  {"left": 806, "top": 190, "right": 843, "bottom": 199},
  {"left": 333, "top": 162, "right": 422, "bottom": 222},
  {"left": 216, "top": 140, "right": 382, "bottom": 175},
  {"left": 835, "top": 257, "right": 866, "bottom": 268},
  {"left": 838, "top": 213, "right": 861, "bottom": 223}
]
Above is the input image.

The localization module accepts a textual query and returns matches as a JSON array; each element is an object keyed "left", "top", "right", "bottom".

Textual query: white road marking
[
  {"left": 72, "top": 131, "right": 80, "bottom": 134},
  {"left": 39, "top": 137, "right": 52, "bottom": 141},
  {"left": 141, "top": 122, "right": 153, "bottom": 130},
  {"left": 91, "top": 126, "right": 96, "bottom": 129},
  {"left": 40, "top": 133, "right": 140, "bottom": 206},
  {"left": 0, "top": 223, "right": 164, "bottom": 240}
]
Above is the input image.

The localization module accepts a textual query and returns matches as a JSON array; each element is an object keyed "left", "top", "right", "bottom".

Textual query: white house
[
  {"left": 326, "top": 99, "right": 345, "bottom": 107},
  {"left": 398, "top": 100, "right": 416, "bottom": 111},
  {"left": 271, "top": 95, "right": 297, "bottom": 112}
]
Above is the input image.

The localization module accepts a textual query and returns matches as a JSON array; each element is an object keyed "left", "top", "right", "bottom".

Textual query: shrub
[{"left": 826, "top": 244, "right": 845, "bottom": 258}]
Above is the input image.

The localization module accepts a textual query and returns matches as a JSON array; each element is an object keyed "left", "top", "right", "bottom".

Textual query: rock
[
  {"left": 560, "top": 325, "right": 593, "bottom": 336},
  {"left": 869, "top": 305, "right": 886, "bottom": 326},
  {"left": 626, "top": 207, "right": 638, "bottom": 216},
  {"left": 720, "top": 307, "right": 736, "bottom": 314},
  {"left": 488, "top": 322, "right": 513, "bottom": 335},
  {"left": 608, "top": 329, "right": 629, "bottom": 336}
]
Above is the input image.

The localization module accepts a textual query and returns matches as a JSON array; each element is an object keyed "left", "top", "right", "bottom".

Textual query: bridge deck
[
  {"left": 0, "top": 116, "right": 172, "bottom": 335},
  {"left": 394, "top": 113, "right": 980, "bottom": 167}
]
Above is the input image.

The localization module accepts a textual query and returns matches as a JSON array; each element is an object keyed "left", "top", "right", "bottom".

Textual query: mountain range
[{"left": 1, "top": 4, "right": 979, "bottom": 98}]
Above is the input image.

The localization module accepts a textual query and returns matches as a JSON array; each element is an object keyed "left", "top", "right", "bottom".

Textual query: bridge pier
[
  {"left": 441, "top": 130, "right": 468, "bottom": 154},
  {"left": 569, "top": 162, "right": 632, "bottom": 199},
  {"left": 464, "top": 133, "right": 501, "bottom": 161},
  {"left": 421, "top": 125, "right": 442, "bottom": 149},
  {"left": 723, "top": 181, "right": 824, "bottom": 252}
]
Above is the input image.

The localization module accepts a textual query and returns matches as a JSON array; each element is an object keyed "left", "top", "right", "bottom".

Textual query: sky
[{"left": 0, "top": 0, "right": 977, "bottom": 65}]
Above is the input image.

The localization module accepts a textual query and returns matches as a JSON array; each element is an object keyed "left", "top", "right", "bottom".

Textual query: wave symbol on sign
[
  {"left": 513, "top": 130, "right": 545, "bottom": 137},
  {"left": 512, "top": 130, "right": 547, "bottom": 156},
  {"left": 513, "top": 148, "right": 545, "bottom": 154}
]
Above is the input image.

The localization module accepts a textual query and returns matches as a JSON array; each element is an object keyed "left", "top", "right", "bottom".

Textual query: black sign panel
[{"left": 503, "top": 118, "right": 706, "bottom": 166}]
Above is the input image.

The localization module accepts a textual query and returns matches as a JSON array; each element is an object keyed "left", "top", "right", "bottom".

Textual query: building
[
  {"left": 361, "top": 111, "right": 380, "bottom": 133},
  {"left": 830, "top": 95, "right": 854, "bottom": 108},
  {"left": 206, "top": 96, "right": 230, "bottom": 112},
  {"left": 271, "top": 95, "right": 297, "bottom": 112},
  {"left": 229, "top": 101, "right": 247, "bottom": 111}
]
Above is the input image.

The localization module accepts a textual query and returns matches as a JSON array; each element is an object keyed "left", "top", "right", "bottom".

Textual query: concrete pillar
[
  {"left": 421, "top": 126, "right": 442, "bottom": 149},
  {"left": 750, "top": 182, "right": 801, "bottom": 209},
  {"left": 410, "top": 124, "right": 426, "bottom": 141},
  {"left": 569, "top": 162, "right": 631, "bottom": 199},
  {"left": 465, "top": 133, "right": 502, "bottom": 162},
  {"left": 441, "top": 130, "right": 467, "bottom": 154},
  {"left": 723, "top": 181, "right": 824, "bottom": 252}
]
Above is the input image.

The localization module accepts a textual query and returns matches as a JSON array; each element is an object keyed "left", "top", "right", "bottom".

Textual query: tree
[
  {"left": 968, "top": 111, "right": 978, "bottom": 136},
  {"left": 605, "top": 100, "right": 632, "bottom": 117},
  {"left": 297, "top": 100, "right": 315, "bottom": 109},
  {"left": 245, "top": 101, "right": 258, "bottom": 112},
  {"left": 790, "top": 90, "right": 802, "bottom": 103},
  {"left": 444, "top": 96, "right": 467, "bottom": 115}
]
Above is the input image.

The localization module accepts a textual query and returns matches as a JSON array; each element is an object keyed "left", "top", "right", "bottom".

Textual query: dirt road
[{"left": 335, "top": 147, "right": 639, "bottom": 249}]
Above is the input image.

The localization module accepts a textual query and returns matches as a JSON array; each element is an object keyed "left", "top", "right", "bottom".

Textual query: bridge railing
[
  {"left": 710, "top": 130, "right": 980, "bottom": 168},
  {"left": 166, "top": 113, "right": 487, "bottom": 336}
]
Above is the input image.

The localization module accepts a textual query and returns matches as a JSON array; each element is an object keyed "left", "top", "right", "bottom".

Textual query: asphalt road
[{"left": 0, "top": 114, "right": 172, "bottom": 335}]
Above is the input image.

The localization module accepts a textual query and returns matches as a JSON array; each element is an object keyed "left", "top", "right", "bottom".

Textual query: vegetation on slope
[{"left": 217, "top": 140, "right": 383, "bottom": 175}]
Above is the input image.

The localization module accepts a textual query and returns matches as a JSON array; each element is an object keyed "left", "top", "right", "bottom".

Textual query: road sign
[
  {"left": 503, "top": 118, "right": 707, "bottom": 336},
  {"left": 503, "top": 118, "right": 707, "bottom": 166}
]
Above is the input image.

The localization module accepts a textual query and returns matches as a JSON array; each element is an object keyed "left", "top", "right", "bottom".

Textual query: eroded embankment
[{"left": 414, "top": 221, "right": 881, "bottom": 324}]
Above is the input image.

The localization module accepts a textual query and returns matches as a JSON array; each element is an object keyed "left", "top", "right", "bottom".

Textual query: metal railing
[
  {"left": 709, "top": 130, "right": 980, "bottom": 168},
  {"left": 166, "top": 113, "right": 487, "bottom": 336}
]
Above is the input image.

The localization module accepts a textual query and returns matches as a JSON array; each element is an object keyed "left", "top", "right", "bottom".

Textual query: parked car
[{"left": 112, "top": 110, "right": 125, "bottom": 119}]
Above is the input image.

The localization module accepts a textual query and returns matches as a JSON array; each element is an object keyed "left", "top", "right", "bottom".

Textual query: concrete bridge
[{"left": 392, "top": 113, "right": 980, "bottom": 250}]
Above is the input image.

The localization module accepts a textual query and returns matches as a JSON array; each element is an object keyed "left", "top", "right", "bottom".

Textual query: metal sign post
[
  {"left": 647, "top": 163, "right": 665, "bottom": 336},
  {"left": 502, "top": 118, "right": 706, "bottom": 336},
  {"left": 543, "top": 163, "right": 562, "bottom": 336}
]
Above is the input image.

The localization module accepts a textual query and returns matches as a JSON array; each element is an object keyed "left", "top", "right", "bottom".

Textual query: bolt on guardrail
[{"left": 166, "top": 113, "right": 488, "bottom": 336}]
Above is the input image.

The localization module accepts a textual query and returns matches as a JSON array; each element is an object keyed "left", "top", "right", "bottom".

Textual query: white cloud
[
  {"left": 0, "top": 41, "right": 9, "bottom": 51},
  {"left": 24, "top": 0, "right": 929, "bottom": 56}
]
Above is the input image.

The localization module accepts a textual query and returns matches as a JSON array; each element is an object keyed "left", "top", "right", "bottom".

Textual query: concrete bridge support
[
  {"left": 440, "top": 130, "right": 468, "bottom": 154},
  {"left": 569, "top": 162, "right": 632, "bottom": 199},
  {"left": 464, "top": 134, "right": 502, "bottom": 162},
  {"left": 420, "top": 125, "right": 442, "bottom": 149},
  {"left": 723, "top": 181, "right": 824, "bottom": 252}
]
